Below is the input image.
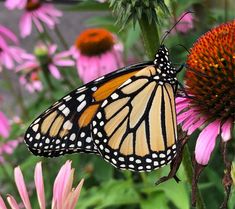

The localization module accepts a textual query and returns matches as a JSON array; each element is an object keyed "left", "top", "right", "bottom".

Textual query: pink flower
[
  {"left": 0, "top": 111, "right": 10, "bottom": 138},
  {"left": 173, "top": 12, "right": 194, "bottom": 34},
  {"left": 176, "top": 21, "right": 235, "bottom": 165},
  {"left": 17, "top": 43, "right": 74, "bottom": 92},
  {"left": 17, "top": 54, "right": 43, "bottom": 93},
  {"left": 0, "top": 139, "right": 21, "bottom": 164},
  {"left": 72, "top": 28, "right": 124, "bottom": 83},
  {"left": 5, "top": 0, "right": 62, "bottom": 38},
  {"left": 0, "top": 161, "right": 84, "bottom": 209},
  {"left": 0, "top": 25, "right": 26, "bottom": 70}
]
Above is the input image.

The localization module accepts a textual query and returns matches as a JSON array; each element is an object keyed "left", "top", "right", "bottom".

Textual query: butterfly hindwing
[
  {"left": 24, "top": 62, "right": 152, "bottom": 157},
  {"left": 92, "top": 65, "right": 178, "bottom": 172}
]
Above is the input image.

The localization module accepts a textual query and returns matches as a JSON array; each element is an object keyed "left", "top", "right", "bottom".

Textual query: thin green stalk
[
  {"left": 182, "top": 145, "right": 206, "bottom": 209},
  {"left": 54, "top": 25, "right": 69, "bottom": 50},
  {"left": 138, "top": 13, "right": 160, "bottom": 59},
  {"left": 1, "top": 69, "right": 28, "bottom": 119}
]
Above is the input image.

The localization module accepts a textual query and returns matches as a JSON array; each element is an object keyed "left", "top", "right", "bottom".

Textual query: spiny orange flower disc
[
  {"left": 185, "top": 20, "right": 235, "bottom": 122},
  {"left": 26, "top": 0, "right": 41, "bottom": 11},
  {"left": 75, "top": 28, "right": 115, "bottom": 56}
]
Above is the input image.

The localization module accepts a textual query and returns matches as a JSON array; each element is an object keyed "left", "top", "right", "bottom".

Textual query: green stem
[
  {"left": 182, "top": 145, "right": 206, "bottom": 209},
  {"left": 1, "top": 69, "right": 28, "bottom": 119},
  {"left": 54, "top": 25, "right": 69, "bottom": 50},
  {"left": 138, "top": 14, "right": 160, "bottom": 59}
]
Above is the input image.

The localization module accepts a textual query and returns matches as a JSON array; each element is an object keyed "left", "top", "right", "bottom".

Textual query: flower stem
[
  {"left": 138, "top": 13, "right": 160, "bottom": 59},
  {"left": 54, "top": 25, "right": 69, "bottom": 50},
  {"left": 182, "top": 145, "right": 206, "bottom": 209}
]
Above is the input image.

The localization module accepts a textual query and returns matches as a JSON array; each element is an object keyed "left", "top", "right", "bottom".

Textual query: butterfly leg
[{"left": 155, "top": 133, "right": 188, "bottom": 185}]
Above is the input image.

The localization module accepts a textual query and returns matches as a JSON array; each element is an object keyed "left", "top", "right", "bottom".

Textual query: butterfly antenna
[{"left": 160, "top": 11, "right": 194, "bottom": 45}]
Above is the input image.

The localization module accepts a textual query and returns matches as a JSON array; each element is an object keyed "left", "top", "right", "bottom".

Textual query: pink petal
[
  {"left": 2, "top": 51, "right": 14, "bottom": 70},
  {"left": 54, "top": 51, "right": 72, "bottom": 59},
  {"left": 221, "top": 118, "right": 233, "bottom": 142},
  {"left": 0, "top": 195, "right": 7, "bottom": 209},
  {"left": 49, "top": 44, "right": 57, "bottom": 55},
  {"left": 20, "top": 13, "right": 32, "bottom": 38},
  {"left": 42, "top": 4, "right": 63, "bottom": 17},
  {"left": 177, "top": 108, "right": 196, "bottom": 124},
  {"left": 52, "top": 161, "right": 72, "bottom": 209},
  {"left": 34, "top": 162, "right": 46, "bottom": 209},
  {"left": 187, "top": 116, "right": 207, "bottom": 135},
  {"left": 0, "top": 25, "right": 18, "bottom": 44},
  {"left": 14, "top": 166, "right": 32, "bottom": 209},
  {"left": 54, "top": 59, "right": 75, "bottom": 67},
  {"left": 65, "top": 179, "right": 84, "bottom": 209},
  {"left": 48, "top": 64, "right": 61, "bottom": 79},
  {"left": 0, "top": 111, "right": 11, "bottom": 138},
  {"left": 32, "top": 16, "right": 44, "bottom": 33},
  {"left": 35, "top": 10, "right": 55, "bottom": 27},
  {"left": 7, "top": 195, "right": 20, "bottom": 209},
  {"left": 195, "top": 119, "right": 221, "bottom": 165}
]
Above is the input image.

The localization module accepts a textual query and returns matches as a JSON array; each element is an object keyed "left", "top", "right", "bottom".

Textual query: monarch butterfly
[{"left": 24, "top": 44, "right": 183, "bottom": 172}]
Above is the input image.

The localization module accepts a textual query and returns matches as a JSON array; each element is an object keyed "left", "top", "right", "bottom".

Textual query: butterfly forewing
[
  {"left": 24, "top": 62, "right": 152, "bottom": 157},
  {"left": 91, "top": 66, "right": 178, "bottom": 172}
]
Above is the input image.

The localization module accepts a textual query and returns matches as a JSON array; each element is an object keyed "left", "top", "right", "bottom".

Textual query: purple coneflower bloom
[
  {"left": 0, "top": 160, "right": 84, "bottom": 209},
  {"left": 17, "top": 43, "right": 74, "bottom": 92},
  {"left": 5, "top": 0, "right": 62, "bottom": 38},
  {"left": 0, "top": 25, "right": 25, "bottom": 70},
  {"left": 174, "top": 12, "right": 194, "bottom": 34},
  {"left": 176, "top": 21, "right": 234, "bottom": 166},
  {"left": 72, "top": 28, "right": 124, "bottom": 83}
]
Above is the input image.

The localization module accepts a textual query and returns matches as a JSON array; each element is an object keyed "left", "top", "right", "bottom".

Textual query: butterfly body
[{"left": 25, "top": 45, "right": 179, "bottom": 172}]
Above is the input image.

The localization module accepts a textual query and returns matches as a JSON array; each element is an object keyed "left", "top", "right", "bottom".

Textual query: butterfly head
[{"left": 153, "top": 45, "right": 178, "bottom": 85}]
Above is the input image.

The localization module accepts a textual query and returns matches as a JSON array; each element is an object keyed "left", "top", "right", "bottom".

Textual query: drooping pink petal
[
  {"left": 5, "top": 0, "right": 26, "bottom": 10},
  {"left": 42, "top": 4, "right": 63, "bottom": 17},
  {"left": 34, "top": 162, "right": 46, "bottom": 209},
  {"left": 7, "top": 195, "right": 20, "bottom": 209},
  {"left": 36, "top": 10, "right": 55, "bottom": 27},
  {"left": 32, "top": 16, "right": 44, "bottom": 33},
  {"left": 195, "top": 119, "right": 221, "bottom": 165},
  {"left": 0, "top": 25, "right": 18, "bottom": 44},
  {"left": 177, "top": 108, "right": 196, "bottom": 124},
  {"left": 221, "top": 118, "right": 233, "bottom": 142},
  {"left": 2, "top": 51, "right": 14, "bottom": 70},
  {"left": 48, "top": 64, "right": 61, "bottom": 79},
  {"left": 14, "top": 166, "right": 32, "bottom": 209},
  {"left": 0, "top": 111, "right": 10, "bottom": 138},
  {"left": 19, "top": 13, "right": 32, "bottom": 38},
  {"left": 0, "top": 195, "right": 7, "bottom": 209}
]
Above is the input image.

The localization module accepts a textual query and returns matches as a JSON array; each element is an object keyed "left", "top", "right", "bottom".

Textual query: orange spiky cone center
[
  {"left": 185, "top": 20, "right": 235, "bottom": 121},
  {"left": 75, "top": 28, "right": 115, "bottom": 56}
]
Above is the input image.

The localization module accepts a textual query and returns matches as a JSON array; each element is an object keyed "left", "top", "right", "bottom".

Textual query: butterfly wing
[
  {"left": 24, "top": 62, "right": 152, "bottom": 157},
  {"left": 91, "top": 66, "right": 178, "bottom": 172}
]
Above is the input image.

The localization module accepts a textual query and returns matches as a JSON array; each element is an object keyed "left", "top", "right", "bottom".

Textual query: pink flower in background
[
  {"left": 0, "top": 161, "right": 84, "bottom": 209},
  {"left": 17, "top": 43, "right": 74, "bottom": 92},
  {"left": 176, "top": 21, "right": 235, "bottom": 165},
  {"left": 0, "top": 25, "right": 26, "bottom": 70},
  {"left": 174, "top": 12, "right": 194, "bottom": 34},
  {"left": 0, "top": 139, "right": 22, "bottom": 164},
  {"left": 72, "top": 28, "right": 124, "bottom": 83},
  {"left": 17, "top": 53, "right": 43, "bottom": 93},
  {"left": 0, "top": 111, "right": 10, "bottom": 138},
  {"left": 5, "top": 0, "right": 62, "bottom": 38},
  {"left": 35, "top": 43, "right": 75, "bottom": 79}
]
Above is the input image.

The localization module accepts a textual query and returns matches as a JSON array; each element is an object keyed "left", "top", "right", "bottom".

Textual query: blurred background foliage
[{"left": 0, "top": 0, "right": 235, "bottom": 208}]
